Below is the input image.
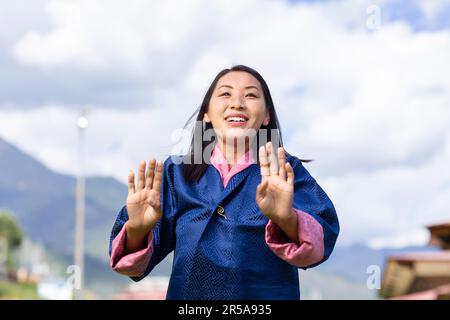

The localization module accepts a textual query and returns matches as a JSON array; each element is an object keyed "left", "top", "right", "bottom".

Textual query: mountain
[
  {"left": 0, "top": 136, "right": 178, "bottom": 298},
  {"left": 0, "top": 136, "right": 438, "bottom": 299},
  {"left": 0, "top": 136, "right": 127, "bottom": 261},
  {"left": 299, "top": 243, "right": 439, "bottom": 299},
  {"left": 315, "top": 243, "right": 438, "bottom": 284}
]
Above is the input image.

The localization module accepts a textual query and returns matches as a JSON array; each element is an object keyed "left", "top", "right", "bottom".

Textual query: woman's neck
[{"left": 217, "top": 138, "right": 252, "bottom": 169}]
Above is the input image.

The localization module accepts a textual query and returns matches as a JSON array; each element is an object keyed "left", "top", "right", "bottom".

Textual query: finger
[
  {"left": 152, "top": 161, "right": 163, "bottom": 193},
  {"left": 259, "top": 146, "right": 270, "bottom": 180},
  {"left": 127, "top": 170, "right": 135, "bottom": 196},
  {"left": 145, "top": 159, "right": 156, "bottom": 190},
  {"left": 286, "top": 162, "right": 294, "bottom": 186},
  {"left": 137, "top": 160, "right": 146, "bottom": 190},
  {"left": 267, "top": 142, "right": 278, "bottom": 176},
  {"left": 278, "top": 147, "right": 286, "bottom": 180},
  {"left": 256, "top": 179, "right": 268, "bottom": 202}
]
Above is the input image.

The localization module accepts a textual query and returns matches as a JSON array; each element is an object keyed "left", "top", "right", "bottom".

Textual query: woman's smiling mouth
[{"left": 225, "top": 113, "right": 249, "bottom": 126}]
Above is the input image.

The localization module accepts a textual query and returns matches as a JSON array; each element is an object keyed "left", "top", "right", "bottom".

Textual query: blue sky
[
  {"left": 290, "top": 0, "right": 450, "bottom": 30},
  {"left": 0, "top": 0, "right": 449, "bottom": 248}
]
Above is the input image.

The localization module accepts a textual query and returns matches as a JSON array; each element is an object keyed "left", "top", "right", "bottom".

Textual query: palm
[
  {"left": 256, "top": 143, "right": 295, "bottom": 223},
  {"left": 256, "top": 174, "right": 293, "bottom": 216},
  {"left": 126, "top": 159, "right": 163, "bottom": 232},
  {"left": 127, "top": 189, "right": 161, "bottom": 228}
]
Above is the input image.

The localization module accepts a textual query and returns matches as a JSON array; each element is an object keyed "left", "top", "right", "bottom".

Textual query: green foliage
[
  {"left": 0, "top": 211, "right": 23, "bottom": 270},
  {"left": 0, "top": 211, "right": 23, "bottom": 249},
  {"left": 0, "top": 280, "right": 39, "bottom": 299}
]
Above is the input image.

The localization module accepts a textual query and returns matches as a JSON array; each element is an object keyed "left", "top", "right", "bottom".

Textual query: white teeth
[{"left": 227, "top": 117, "right": 247, "bottom": 122}]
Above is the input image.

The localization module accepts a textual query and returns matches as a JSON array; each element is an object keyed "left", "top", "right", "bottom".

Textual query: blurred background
[{"left": 0, "top": 0, "right": 449, "bottom": 299}]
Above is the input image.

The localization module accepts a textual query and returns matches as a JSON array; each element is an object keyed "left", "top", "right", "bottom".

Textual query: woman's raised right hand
[{"left": 126, "top": 159, "right": 164, "bottom": 236}]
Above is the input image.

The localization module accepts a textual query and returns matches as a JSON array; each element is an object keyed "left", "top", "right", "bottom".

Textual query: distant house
[
  {"left": 380, "top": 222, "right": 450, "bottom": 300},
  {"left": 113, "top": 276, "right": 169, "bottom": 300}
]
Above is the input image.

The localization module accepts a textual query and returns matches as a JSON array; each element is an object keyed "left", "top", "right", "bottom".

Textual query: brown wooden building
[{"left": 380, "top": 222, "right": 450, "bottom": 300}]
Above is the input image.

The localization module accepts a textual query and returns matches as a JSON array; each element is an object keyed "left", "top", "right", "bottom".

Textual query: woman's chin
[
  {"left": 227, "top": 126, "right": 258, "bottom": 135},
  {"left": 222, "top": 128, "right": 257, "bottom": 143}
]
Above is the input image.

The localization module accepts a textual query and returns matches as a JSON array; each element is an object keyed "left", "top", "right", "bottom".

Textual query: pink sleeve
[
  {"left": 265, "top": 208, "right": 324, "bottom": 268},
  {"left": 110, "top": 224, "right": 154, "bottom": 277}
]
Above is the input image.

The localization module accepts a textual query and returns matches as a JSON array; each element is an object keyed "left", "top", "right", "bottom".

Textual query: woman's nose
[{"left": 229, "top": 96, "right": 245, "bottom": 109}]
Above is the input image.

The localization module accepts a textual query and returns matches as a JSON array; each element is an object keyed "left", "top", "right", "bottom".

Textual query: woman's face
[{"left": 204, "top": 71, "right": 270, "bottom": 144}]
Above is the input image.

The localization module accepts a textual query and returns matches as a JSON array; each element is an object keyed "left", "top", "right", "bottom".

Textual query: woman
[{"left": 109, "top": 65, "right": 339, "bottom": 299}]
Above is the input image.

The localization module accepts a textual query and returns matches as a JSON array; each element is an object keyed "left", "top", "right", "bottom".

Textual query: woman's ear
[
  {"left": 203, "top": 113, "right": 211, "bottom": 123},
  {"left": 263, "top": 114, "right": 270, "bottom": 126}
]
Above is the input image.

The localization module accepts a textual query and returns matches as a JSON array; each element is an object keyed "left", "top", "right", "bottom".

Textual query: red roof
[
  {"left": 114, "top": 290, "right": 167, "bottom": 300},
  {"left": 386, "top": 251, "right": 450, "bottom": 263},
  {"left": 392, "top": 284, "right": 450, "bottom": 300}
]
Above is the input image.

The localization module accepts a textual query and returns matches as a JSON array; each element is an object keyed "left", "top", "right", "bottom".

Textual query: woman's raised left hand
[{"left": 256, "top": 142, "right": 295, "bottom": 226}]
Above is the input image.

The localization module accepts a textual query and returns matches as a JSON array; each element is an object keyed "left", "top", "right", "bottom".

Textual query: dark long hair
[{"left": 182, "top": 65, "right": 310, "bottom": 183}]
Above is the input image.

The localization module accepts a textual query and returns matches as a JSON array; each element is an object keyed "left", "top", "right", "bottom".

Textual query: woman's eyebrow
[
  {"left": 217, "top": 85, "right": 260, "bottom": 91},
  {"left": 217, "top": 85, "right": 233, "bottom": 90}
]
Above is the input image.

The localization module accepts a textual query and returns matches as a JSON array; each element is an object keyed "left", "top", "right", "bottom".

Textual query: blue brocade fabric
[{"left": 109, "top": 154, "right": 339, "bottom": 300}]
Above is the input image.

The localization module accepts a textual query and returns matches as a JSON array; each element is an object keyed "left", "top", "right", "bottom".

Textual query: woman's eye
[
  {"left": 246, "top": 93, "right": 257, "bottom": 98},
  {"left": 219, "top": 92, "right": 230, "bottom": 96}
]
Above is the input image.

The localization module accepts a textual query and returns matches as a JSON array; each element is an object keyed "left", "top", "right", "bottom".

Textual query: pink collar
[{"left": 210, "top": 144, "right": 255, "bottom": 188}]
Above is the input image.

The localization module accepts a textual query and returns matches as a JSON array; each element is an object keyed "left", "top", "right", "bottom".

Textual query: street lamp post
[{"left": 74, "top": 109, "right": 88, "bottom": 299}]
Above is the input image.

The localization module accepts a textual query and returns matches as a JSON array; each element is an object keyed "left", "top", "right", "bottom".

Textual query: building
[
  {"left": 380, "top": 222, "right": 450, "bottom": 300},
  {"left": 113, "top": 276, "right": 169, "bottom": 300}
]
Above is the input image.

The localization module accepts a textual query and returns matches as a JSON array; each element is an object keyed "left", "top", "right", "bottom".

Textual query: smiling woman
[
  {"left": 183, "top": 65, "right": 294, "bottom": 183},
  {"left": 108, "top": 65, "right": 340, "bottom": 300},
  {"left": 203, "top": 71, "right": 270, "bottom": 158}
]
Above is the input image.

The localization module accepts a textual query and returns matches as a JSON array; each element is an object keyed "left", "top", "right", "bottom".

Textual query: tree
[{"left": 0, "top": 211, "right": 23, "bottom": 273}]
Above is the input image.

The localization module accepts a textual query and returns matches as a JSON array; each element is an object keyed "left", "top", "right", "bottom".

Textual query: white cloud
[
  {"left": 321, "top": 137, "right": 450, "bottom": 246},
  {"left": 415, "top": 0, "right": 450, "bottom": 22},
  {"left": 2, "top": 0, "right": 450, "bottom": 247},
  {"left": 367, "top": 229, "right": 430, "bottom": 250},
  {"left": 0, "top": 104, "right": 192, "bottom": 183}
]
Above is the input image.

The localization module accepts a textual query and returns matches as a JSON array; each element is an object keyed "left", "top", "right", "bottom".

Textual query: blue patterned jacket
[{"left": 109, "top": 154, "right": 339, "bottom": 299}]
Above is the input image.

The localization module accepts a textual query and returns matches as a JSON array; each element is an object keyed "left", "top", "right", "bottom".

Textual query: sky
[{"left": 0, "top": 0, "right": 449, "bottom": 248}]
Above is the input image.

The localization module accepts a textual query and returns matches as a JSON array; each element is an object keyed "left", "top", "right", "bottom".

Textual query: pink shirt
[
  {"left": 209, "top": 143, "right": 256, "bottom": 188},
  {"left": 110, "top": 145, "right": 324, "bottom": 277}
]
